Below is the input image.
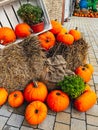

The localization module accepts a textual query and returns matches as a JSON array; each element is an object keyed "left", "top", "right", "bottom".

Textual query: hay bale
[
  {"left": 0, "top": 36, "right": 46, "bottom": 92},
  {"left": 46, "top": 38, "right": 89, "bottom": 71}
]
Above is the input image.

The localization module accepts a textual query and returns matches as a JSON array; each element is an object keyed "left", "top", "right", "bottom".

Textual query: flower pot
[{"left": 31, "top": 22, "right": 44, "bottom": 33}]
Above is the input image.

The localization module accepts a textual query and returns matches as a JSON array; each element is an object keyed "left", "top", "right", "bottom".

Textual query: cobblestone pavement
[{"left": 0, "top": 17, "right": 98, "bottom": 130}]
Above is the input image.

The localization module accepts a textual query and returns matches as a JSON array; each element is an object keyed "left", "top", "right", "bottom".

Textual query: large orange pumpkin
[
  {"left": 75, "top": 66, "right": 91, "bottom": 83},
  {"left": 74, "top": 91, "right": 97, "bottom": 112},
  {"left": 15, "top": 23, "right": 32, "bottom": 38},
  {"left": 69, "top": 27, "right": 81, "bottom": 41},
  {"left": 50, "top": 20, "right": 62, "bottom": 34},
  {"left": 38, "top": 31, "right": 56, "bottom": 50},
  {"left": 24, "top": 81, "right": 48, "bottom": 102},
  {"left": 8, "top": 90, "right": 24, "bottom": 108},
  {"left": 46, "top": 90, "right": 70, "bottom": 112},
  {"left": 25, "top": 101, "right": 47, "bottom": 125},
  {"left": 0, "top": 87, "right": 8, "bottom": 106},
  {"left": 0, "top": 27, "right": 16, "bottom": 45}
]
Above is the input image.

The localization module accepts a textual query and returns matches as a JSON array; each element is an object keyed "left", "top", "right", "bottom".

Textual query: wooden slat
[
  {"left": 3, "top": 4, "right": 19, "bottom": 29},
  {"left": 0, "top": 0, "right": 16, "bottom": 6},
  {"left": 0, "top": 6, "right": 11, "bottom": 27}
]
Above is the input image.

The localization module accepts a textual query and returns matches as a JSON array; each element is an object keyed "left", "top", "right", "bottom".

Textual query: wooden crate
[{"left": 0, "top": 0, "right": 52, "bottom": 48}]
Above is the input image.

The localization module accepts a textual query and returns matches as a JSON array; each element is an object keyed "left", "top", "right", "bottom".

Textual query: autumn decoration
[
  {"left": 46, "top": 90, "right": 70, "bottom": 112},
  {"left": 74, "top": 90, "right": 97, "bottom": 112},
  {"left": 0, "top": 27, "right": 16, "bottom": 45},
  {"left": 38, "top": 31, "right": 56, "bottom": 50},
  {"left": 24, "top": 81, "right": 48, "bottom": 103},
  {"left": 15, "top": 23, "right": 32, "bottom": 38},
  {"left": 25, "top": 101, "right": 47, "bottom": 125},
  {"left": 8, "top": 90, "right": 24, "bottom": 108},
  {"left": 0, "top": 87, "right": 8, "bottom": 106}
]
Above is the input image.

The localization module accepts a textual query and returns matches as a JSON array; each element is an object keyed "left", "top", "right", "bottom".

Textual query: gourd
[
  {"left": 74, "top": 91, "right": 97, "bottom": 112},
  {"left": 38, "top": 31, "right": 56, "bottom": 50},
  {"left": 24, "top": 81, "right": 48, "bottom": 102},
  {"left": 46, "top": 90, "right": 70, "bottom": 112},
  {"left": 0, "top": 27, "right": 16, "bottom": 45},
  {"left": 25, "top": 101, "right": 47, "bottom": 125},
  {"left": 0, "top": 87, "right": 8, "bottom": 106},
  {"left": 8, "top": 90, "right": 24, "bottom": 108}
]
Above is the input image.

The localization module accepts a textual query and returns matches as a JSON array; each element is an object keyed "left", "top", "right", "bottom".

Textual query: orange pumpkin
[
  {"left": 0, "top": 87, "right": 8, "bottom": 106},
  {"left": 38, "top": 31, "right": 56, "bottom": 50},
  {"left": 75, "top": 66, "right": 91, "bottom": 83},
  {"left": 84, "top": 64, "right": 94, "bottom": 74},
  {"left": 69, "top": 27, "right": 81, "bottom": 41},
  {"left": 0, "top": 27, "right": 16, "bottom": 45},
  {"left": 46, "top": 90, "right": 70, "bottom": 112},
  {"left": 24, "top": 81, "right": 48, "bottom": 103},
  {"left": 25, "top": 101, "right": 47, "bottom": 125},
  {"left": 84, "top": 84, "right": 92, "bottom": 92},
  {"left": 50, "top": 20, "right": 62, "bottom": 34},
  {"left": 56, "top": 27, "right": 68, "bottom": 42},
  {"left": 15, "top": 23, "right": 32, "bottom": 38},
  {"left": 8, "top": 90, "right": 24, "bottom": 108},
  {"left": 74, "top": 91, "right": 97, "bottom": 112}
]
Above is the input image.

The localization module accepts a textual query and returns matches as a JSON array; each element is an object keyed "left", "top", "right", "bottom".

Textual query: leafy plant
[
  {"left": 17, "top": 3, "right": 44, "bottom": 25},
  {"left": 57, "top": 75, "right": 86, "bottom": 99}
]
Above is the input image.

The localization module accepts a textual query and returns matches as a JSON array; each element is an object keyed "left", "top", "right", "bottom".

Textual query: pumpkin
[
  {"left": 24, "top": 81, "right": 48, "bottom": 102},
  {"left": 25, "top": 101, "right": 47, "bottom": 125},
  {"left": 0, "top": 87, "right": 8, "bottom": 106},
  {"left": 46, "top": 90, "right": 70, "bottom": 112},
  {"left": 61, "top": 33, "right": 74, "bottom": 45},
  {"left": 75, "top": 66, "right": 91, "bottom": 83},
  {"left": 8, "top": 90, "right": 24, "bottom": 108},
  {"left": 38, "top": 31, "right": 56, "bottom": 50},
  {"left": 84, "top": 84, "right": 92, "bottom": 92},
  {"left": 84, "top": 64, "right": 94, "bottom": 74},
  {"left": 0, "top": 27, "right": 16, "bottom": 45},
  {"left": 74, "top": 91, "right": 97, "bottom": 112},
  {"left": 15, "top": 23, "right": 32, "bottom": 38},
  {"left": 69, "top": 27, "right": 81, "bottom": 41},
  {"left": 56, "top": 27, "right": 68, "bottom": 42},
  {"left": 50, "top": 20, "right": 62, "bottom": 34}
]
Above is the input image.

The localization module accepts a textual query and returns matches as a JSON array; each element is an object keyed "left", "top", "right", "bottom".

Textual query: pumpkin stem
[
  {"left": 33, "top": 81, "right": 38, "bottom": 88},
  {"left": 14, "top": 93, "right": 17, "bottom": 97},
  {"left": 35, "top": 109, "right": 39, "bottom": 114},
  {"left": 82, "top": 67, "right": 86, "bottom": 70},
  {"left": 75, "top": 27, "right": 78, "bottom": 30},
  {"left": 56, "top": 92, "right": 61, "bottom": 96}
]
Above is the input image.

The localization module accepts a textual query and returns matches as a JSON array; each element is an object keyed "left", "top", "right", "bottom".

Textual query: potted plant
[{"left": 17, "top": 3, "right": 44, "bottom": 33}]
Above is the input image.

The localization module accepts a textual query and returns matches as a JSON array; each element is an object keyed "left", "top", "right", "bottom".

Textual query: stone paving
[{"left": 0, "top": 16, "right": 98, "bottom": 130}]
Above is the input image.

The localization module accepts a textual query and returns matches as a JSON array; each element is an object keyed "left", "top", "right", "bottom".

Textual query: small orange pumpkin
[
  {"left": 75, "top": 66, "right": 91, "bottom": 83},
  {"left": 84, "top": 64, "right": 94, "bottom": 74},
  {"left": 74, "top": 91, "right": 97, "bottom": 112},
  {"left": 8, "top": 90, "right": 24, "bottom": 108},
  {"left": 46, "top": 90, "right": 70, "bottom": 112},
  {"left": 50, "top": 20, "right": 62, "bottom": 34},
  {"left": 38, "top": 31, "right": 56, "bottom": 50},
  {"left": 0, "top": 27, "right": 16, "bottom": 45},
  {"left": 25, "top": 101, "right": 47, "bottom": 125},
  {"left": 0, "top": 87, "right": 8, "bottom": 106},
  {"left": 24, "top": 81, "right": 48, "bottom": 103},
  {"left": 69, "top": 27, "right": 81, "bottom": 41},
  {"left": 56, "top": 27, "right": 68, "bottom": 42},
  {"left": 15, "top": 23, "right": 32, "bottom": 38},
  {"left": 84, "top": 84, "right": 92, "bottom": 92}
]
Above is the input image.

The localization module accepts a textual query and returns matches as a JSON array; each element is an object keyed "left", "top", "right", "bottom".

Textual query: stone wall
[{"left": 44, "top": 0, "right": 63, "bottom": 22}]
